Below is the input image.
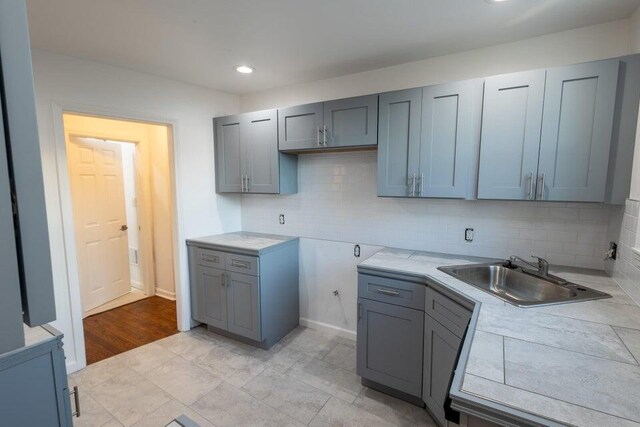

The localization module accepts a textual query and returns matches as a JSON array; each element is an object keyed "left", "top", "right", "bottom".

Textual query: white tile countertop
[
  {"left": 359, "top": 248, "right": 640, "bottom": 427},
  {"left": 186, "top": 231, "right": 297, "bottom": 255}
]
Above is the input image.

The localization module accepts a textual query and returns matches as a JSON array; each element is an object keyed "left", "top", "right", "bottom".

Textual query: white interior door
[{"left": 68, "top": 137, "right": 132, "bottom": 313}]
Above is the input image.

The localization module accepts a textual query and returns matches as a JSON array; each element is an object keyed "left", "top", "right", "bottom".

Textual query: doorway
[{"left": 64, "top": 113, "right": 178, "bottom": 364}]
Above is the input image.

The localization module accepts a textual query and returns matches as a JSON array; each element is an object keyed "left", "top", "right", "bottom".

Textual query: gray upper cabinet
[
  {"left": 214, "top": 110, "right": 297, "bottom": 194},
  {"left": 537, "top": 59, "right": 619, "bottom": 202},
  {"left": 377, "top": 88, "right": 422, "bottom": 197},
  {"left": 278, "top": 103, "right": 324, "bottom": 151},
  {"left": 226, "top": 272, "right": 261, "bottom": 342},
  {"left": 323, "top": 95, "right": 378, "bottom": 148},
  {"left": 477, "top": 70, "right": 546, "bottom": 200},
  {"left": 215, "top": 115, "right": 243, "bottom": 193},
  {"left": 279, "top": 95, "right": 379, "bottom": 152},
  {"left": 244, "top": 110, "right": 280, "bottom": 194},
  {"left": 420, "top": 80, "right": 483, "bottom": 198}
]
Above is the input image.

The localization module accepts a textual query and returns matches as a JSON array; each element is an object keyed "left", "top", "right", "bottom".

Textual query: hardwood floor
[{"left": 83, "top": 296, "right": 178, "bottom": 365}]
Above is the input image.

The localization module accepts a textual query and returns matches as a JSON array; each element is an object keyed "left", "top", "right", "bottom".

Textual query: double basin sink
[{"left": 438, "top": 262, "right": 611, "bottom": 307}]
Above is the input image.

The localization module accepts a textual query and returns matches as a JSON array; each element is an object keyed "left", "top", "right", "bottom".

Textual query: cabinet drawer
[
  {"left": 226, "top": 253, "right": 259, "bottom": 276},
  {"left": 194, "top": 247, "right": 226, "bottom": 269},
  {"left": 358, "top": 274, "right": 425, "bottom": 310},
  {"left": 425, "top": 287, "right": 471, "bottom": 338}
]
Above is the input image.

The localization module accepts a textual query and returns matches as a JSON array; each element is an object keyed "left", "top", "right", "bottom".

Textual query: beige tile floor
[{"left": 68, "top": 326, "right": 437, "bottom": 427}]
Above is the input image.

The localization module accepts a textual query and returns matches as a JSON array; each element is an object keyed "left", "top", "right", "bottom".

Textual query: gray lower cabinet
[
  {"left": 188, "top": 239, "right": 299, "bottom": 348},
  {"left": 214, "top": 109, "right": 297, "bottom": 194},
  {"left": 226, "top": 271, "right": 261, "bottom": 342},
  {"left": 279, "top": 95, "right": 379, "bottom": 152},
  {"left": 423, "top": 314, "right": 462, "bottom": 427},
  {"left": 357, "top": 271, "right": 473, "bottom": 427},
  {"left": 0, "top": 325, "right": 76, "bottom": 426},
  {"left": 356, "top": 297, "right": 424, "bottom": 397}
]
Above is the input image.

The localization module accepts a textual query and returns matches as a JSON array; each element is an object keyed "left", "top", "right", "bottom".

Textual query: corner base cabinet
[
  {"left": 356, "top": 269, "right": 473, "bottom": 427},
  {"left": 187, "top": 233, "right": 299, "bottom": 349}
]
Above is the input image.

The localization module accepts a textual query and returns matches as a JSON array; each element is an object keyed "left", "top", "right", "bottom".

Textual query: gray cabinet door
[
  {"left": 0, "top": 90, "right": 25, "bottom": 353},
  {"left": 214, "top": 115, "right": 244, "bottom": 193},
  {"left": 377, "top": 88, "right": 422, "bottom": 197},
  {"left": 423, "top": 314, "right": 462, "bottom": 427},
  {"left": 420, "top": 80, "right": 482, "bottom": 198},
  {"left": 356, "top": 298, "right": 424, "bottom": 397},
  {"left": 193, "top": 265, "right": 227, "bottom": 330},
  {"left": 0, "top": 0, "right": 55, "bottom": 327},
  {"left": 278, "top": 103, "right": 323, "bottom": 151},
  {"left": 537, "top": 60, "right": 619, "bottom": 202},
  {"left": 324, "top": 95, "right": 378, "bottom": 148},
  {"left": 226, "top": 272, "right": 261, "bottom": 341},
  {"left": 244, "top": 109, "right": 279, "bottom": 194},
  {"left": 477, "top": 70, "right": 546, "bottom": 200}
]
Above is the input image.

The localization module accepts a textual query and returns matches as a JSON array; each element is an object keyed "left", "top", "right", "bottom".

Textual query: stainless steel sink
[{"left": 438, "top": 262, "right": 611, "bottom": 307}]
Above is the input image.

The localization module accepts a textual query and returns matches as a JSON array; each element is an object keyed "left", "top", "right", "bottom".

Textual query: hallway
[{"left": 83, "top": 296, "right": 178, "bottom": 364}]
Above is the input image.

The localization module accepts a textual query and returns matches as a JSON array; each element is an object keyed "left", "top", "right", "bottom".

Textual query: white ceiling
[{"left": 26, "top": 0, "right": 640, "bottom": 95}]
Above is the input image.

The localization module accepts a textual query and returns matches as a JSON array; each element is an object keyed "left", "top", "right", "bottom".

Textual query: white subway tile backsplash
[
  {"left": 607, "top": 199, "right": 640, "bottom": 306},
  {"left": 241, "top": 152, "right": 612, "bottom": 269}
]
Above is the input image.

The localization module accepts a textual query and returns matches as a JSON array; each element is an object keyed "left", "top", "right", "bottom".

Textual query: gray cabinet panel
[
  {"left": 478, "top": 70, "right": 546, "bottom": 200},
  {"left": 324, "top": 95, "right": 378, "bottom": 148},
  {"left": 356, "top": 298, "right": 424, "bottom": 397},
  {"left": 357, "top": 273, "right": 425, "bottom": 310},
  {"left": 423, "top": 314, "right": 462, "bottom": 427},
  {"left": 425, "top": 287, "right": 472, "bottom": 339},
  {"left": 194, "top": 265, "right": 227, "bottom": 330},
  {"left": 214, "top": 115, "right": 243, "bottom": 193},
  {"left": 377, "top": 88, "right": 422, "bottom": 197},
  {"left": 244, "top": 110, "right": 279, "bottom": 193},
  {"left": 0, "top": 0, "right": 55, "bottom": 326},
  {"left": 0, "top": 90, "right": 25, "bottom": 353},
  {"left": 538, "top": 59, "right": 619, "bottom": 202},
  {"left": 227, "top": 272, "right": 261, "bottom": 341},
  {"left": 420, "top": 80, "right": 482, "bottom": 198},
  {"left": 278, "top": 103, "right": 323, "bottom": 151}
]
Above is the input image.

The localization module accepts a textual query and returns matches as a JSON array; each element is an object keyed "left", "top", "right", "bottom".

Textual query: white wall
[
  {"left": 240, "top": 19, "right": 636, "bottom": 336},
  {"left": 149, "top": 125, "right": 176, "bottom": 300},
  {"left": 33, "top": 49, "right": 240, "bottom": 372},
  {"left": 241, "top": 19, "right": 632, "bottom": 112}
]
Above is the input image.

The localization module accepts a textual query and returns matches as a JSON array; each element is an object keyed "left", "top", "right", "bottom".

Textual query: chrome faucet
[{"left": 509, "top": 255, "right": 550, "bottom": 277}]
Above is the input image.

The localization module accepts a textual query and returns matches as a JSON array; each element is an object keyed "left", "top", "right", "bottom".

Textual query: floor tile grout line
[{"left": 464, "top": 373, "right": 640, "bottom": 425}]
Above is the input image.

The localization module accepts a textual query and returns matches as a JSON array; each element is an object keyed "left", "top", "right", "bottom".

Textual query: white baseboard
[
  {"left": 155, "top": 288, "right": 176, "bottom": 301},
  {"left": 299, "top": 317, "right": 356, "bottom": 341},
  {"left": 131, "top": 280, "right": 144, "bottom": 291}
]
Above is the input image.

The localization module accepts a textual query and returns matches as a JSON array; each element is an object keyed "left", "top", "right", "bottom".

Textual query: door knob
[{"left": 120, "top": 225, "right": 128, "bottom": 231}]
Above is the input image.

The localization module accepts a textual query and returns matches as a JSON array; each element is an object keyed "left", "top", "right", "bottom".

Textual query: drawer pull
[
  {"left": 201, "top": 254, "right": 219, "bottom": 263},
  {"left": 377, "top": 288, "right": 400, "bottom": 297},
  {"left": 70, "top": 385, "right": 80, "bottom": 417},
  {"left": 231, "top": 260, "right": 251, "bottom": 269}
]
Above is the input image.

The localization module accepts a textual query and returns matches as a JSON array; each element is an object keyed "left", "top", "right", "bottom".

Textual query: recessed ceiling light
[{"left": 235, "top": 65, "right": 254, "bottom": 74}]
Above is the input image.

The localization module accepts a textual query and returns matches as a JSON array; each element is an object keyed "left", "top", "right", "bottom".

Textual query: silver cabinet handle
[
  {"left": 70, "top": 385, "right": 80, "bottom": 417},
  {"left": 419, "top": 172, "right": 424, "bottom": 197},
  {"left": 231, "top": 259, "right": 251, "bottom": 269},
  {"left": 409, "top": 173, "right": 417, "bottom": 197},
  {"left": 201, "top": 254, "right": 218, "bottom": 263},
  {"left": 317, "top": 127, "right": 321, "bottom": 146},
  {"left": 526, "top": 172, "right": 534, "bottom": 200},
  {"left": 245, "top": 175, "right": 250, "bottom": 192},
  {"left": 221, "top": 273, "right": 225, "bottom": 287},
  {"left": 357, "top": 302, "right": 362, "bottom": 321},
  {"left": 241, "top": 175, "right": 245, "bottom": 192},
  {"left": 538, "top": 173, "right": 545, "bottom": 200},
  {"left": 323, "top": 125, "right": 327, "bottom": 146},
  {"left": 377, "top": 288, "right": 400, "bottom": 296}
]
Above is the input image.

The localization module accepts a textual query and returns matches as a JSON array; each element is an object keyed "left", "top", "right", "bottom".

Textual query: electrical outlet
[
  {"left": 354, "top": 244, "right": 361, "bottom": 257},
  {"left": 465, "top": 228, "right": 474, "bottom": 242},
  {"left": 279, "top": 214, "right": 285, "bottom": 225}
]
